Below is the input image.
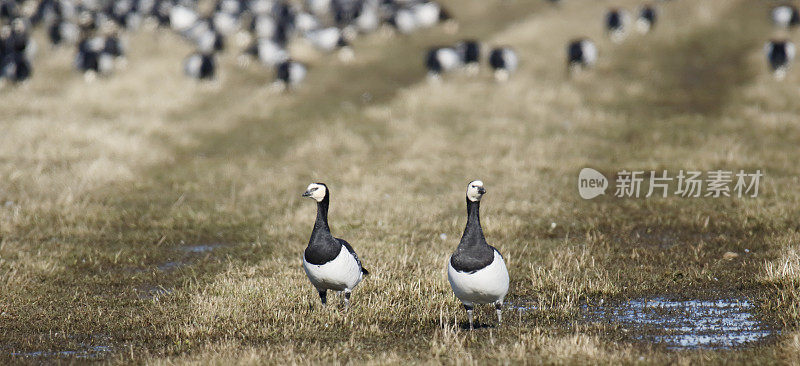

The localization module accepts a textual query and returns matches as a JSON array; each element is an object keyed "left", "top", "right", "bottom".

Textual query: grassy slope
[{"left": 0, "top": 0, "right": 799, "bottom": 364}]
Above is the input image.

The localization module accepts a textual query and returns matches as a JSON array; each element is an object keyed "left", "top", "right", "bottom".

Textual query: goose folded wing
[{"left": 336, "top": 238, "right": 369, "bottom": 275}]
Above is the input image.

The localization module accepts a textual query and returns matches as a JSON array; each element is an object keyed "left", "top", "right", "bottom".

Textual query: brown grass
[{"left": 1, "top": 0, "right": 799, "bottom": 364}]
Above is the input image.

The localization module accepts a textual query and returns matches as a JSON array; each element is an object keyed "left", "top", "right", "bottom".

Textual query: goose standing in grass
[
  {"left": 488, "top": 47, "right": 518, "bottom": 82},
  {"left": 1, "top": 51, "right": 31, "bottom": 84},
  {"left": 765, "top": 39, "right": 795, "bottom": 80},
  {"left": 304, "top": 26, "right": 353, "bottom": 62},
  {"left": 302, "top": 183, "right": 368, "bottom": 308},
  {"left": 772, "top": 5, "right": 800, "bottom": 29},
  {"left": 275, "top": 59, "right": 307, "bottom": 89},
  {"left": 447, "top": 180, "right": 509, "bottom": 330},
  {"left": 605, "top": 8, "right": 629, "bottom": 43},
  {"left": 455, "top": 39, "right": 481, "bottom": 75},
  {"left": 636, "top": 4, "right": 657, "bottom": 34},
  {"left": 241, "top": 37, "right": 289, "bottom": 67},
  {"left": 425, "top": 46, "right": 460, "bottom": 81},
  {"left": 567, "top": 38, "right": 597, "bottom": 73},
  {"left": 75, "top": 35, "right": 114, "bottom": 80},
  {"left": 389, "top": 7, "right": 416, "bottom": 34},
  {"left": 183, "top": 51, "right": 216, "bottom": 80}
]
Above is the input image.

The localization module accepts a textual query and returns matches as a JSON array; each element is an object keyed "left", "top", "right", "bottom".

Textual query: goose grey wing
[{"left": 336, "top": 238, "right": 369, "bottom": 275}]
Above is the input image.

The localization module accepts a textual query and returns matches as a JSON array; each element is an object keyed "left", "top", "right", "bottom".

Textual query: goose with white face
[
  {"left": 448, "top": 180, "right": 509, "bottom": 330},
  {"left": 301, "top": 182, "right": 368, "bottom": 309},
  {"left": 466, "top": 180, "right": 486, "bottom": 202},
  {"left": 302, "top": 183, "right": 327, "bottom": 202}
]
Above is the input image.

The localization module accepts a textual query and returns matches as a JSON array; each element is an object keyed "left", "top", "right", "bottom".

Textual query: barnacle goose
[
  {"left": 411, "top": 1, "right": 455, "bottom": 33},
  {"left": 240, "top": 38, "right": 289, "bottom": 67},
  {"left": 275, "top": 59, "right": 307, "bottom": 89},
  {"left": 447, "top": 180, "right": 509, "bottom": 330},
  {"left": 302, "top": 183, "right": 369, "bottom": 308},
  {"left": 425, "top": 46, "right": 460, "bottom": 81},
  {"left": 1, "top": 51, "right": 32, "bottom": 84},
  {"left": 772, "top": 5, "right": 800, "bottom": 29},
  {"left": 636, "top": 4, "right": 657, "bottom": 34},
  {"left": 605, "top": 8, "right": 629, "bottom": 43},
  {"left": 567, "top": 38, "right": 597, "bottom": 73},
  {"left": 169, "top": 3, "right": 198, "bottom": 32},
  {"left": 184, "top": 51, "right": 216, "bottom": 80},
  {"left": 75, "top": 36, "right": 114, "bottom": 80},
  {"left": 4, "top": 19, "right": 36, "bottom": 61},
  {"left": 488, "top": 47, "right": 518, "bottom": 82},
  {"left": 304, "top": 26, "right": 354, "bottom": 62},
  {"left": 455, "top": 39, "right": 481, "bottom": 75},
  {"left": 48, "top": 19, "right": 80, "bottom": 46},
  {"left": 765, "top": 39, "right": 795, "bottom": 80}
]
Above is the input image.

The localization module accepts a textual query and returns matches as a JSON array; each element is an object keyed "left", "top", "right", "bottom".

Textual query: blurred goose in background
[
  {"left": 275, "top": 59, "right": 307, "bottom": 89},
  {"left": 455, "top": 39, "right": 481, "bottom": 75},
  {"left": 389, "top": 6, "right": 416, "bottom": 34},
  {"left": 765, "top": 39, "right": 795, "bottom": 80},
  {"left": 1, "top": 48, "right": 32, "bottom": 84},
  {"left": 489, "top": 46, "right": 518, "bottom": 82},
  {"left": 0, "top": 23, "right": 33, "bottom": 84},
  {"left": 75, "top": 35, "right": 114, "bottom": 80},
  {"left": 0, "top": 0, "right": 20, "bottom": 22},
  {"left": 772, "top": 4, "right": 800, "bottom": 29},
  {"left": 425, "top": 46, "right": 460, "bottom": 81},
  {"left": 636, "top": 4, "right": 657, "bottom": 34},
  {"left": 184, "top": 51, "right": 216, "bottom": 80},
  {"left": 351, "top": 0, "right": 380, "bottom": 35},
  {"left": 605, "top": 8, "right": 629, "bottom": 43},
  {"left": 241, "top": 37, "right": 289, "bottom": 66},
  {"left": 6, "top": 18, "right": 36, "bottom": 61},
  {"left": 304, "top": 26, "right": 353, "bottom": 61},
  {"left": 411, "top": 0, "right": 455, "bottom": 33},
  {"left": 169, "top": 3, "right": 198, "bottom": 32},
  {"left": 567, "top": 38, "right": 597, "bottom": 73},
  {"left": 48, "top": 17, "right": 80, "bottom": 46}
]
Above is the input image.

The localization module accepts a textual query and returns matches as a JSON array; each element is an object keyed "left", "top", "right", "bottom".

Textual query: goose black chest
[
  {"left": 301, "top": 183, "right": 367, "bottom": 307},
  {"left": 447, "top": 180, "right": 510, "bottom": 330}
]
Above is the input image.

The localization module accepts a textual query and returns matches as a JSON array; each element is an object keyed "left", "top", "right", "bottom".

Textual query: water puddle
[
  {"left": 137, "top": 286, "right": 174, "bottom": 300},
  {"left": 157, "top": 261, "right": 184, "bottom": 271},
  {"left": 11, "top": 345, "right": 111, "bottom": 359},
  {"left": 583, "top": 297, "right": 777, "bottom": 350},
  {"left": 181, "top": 244, "right": 222, "bottom": 253}
]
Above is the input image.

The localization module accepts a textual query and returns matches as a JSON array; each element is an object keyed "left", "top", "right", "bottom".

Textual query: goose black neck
[
  {"left": 314, "top": 195, "right": 330, "bottom": 232},
  {"left": 459, "top": 198, "right": 486, "bottom": 248}
]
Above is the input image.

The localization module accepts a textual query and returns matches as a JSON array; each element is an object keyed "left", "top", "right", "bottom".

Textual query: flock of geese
[
  {"left": 0, "top": 0, "right": 455, "bottom": 86},
  {"left": 1, "top": 1, "right": 795, "bottom": 88}
]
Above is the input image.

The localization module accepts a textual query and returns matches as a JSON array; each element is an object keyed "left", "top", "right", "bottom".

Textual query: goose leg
[
  {"left": 318, "top": 290, "right": 327, "bottom": 306},
  {"left": 343, "top": 289, "right": 351, "bottom": 310},
  {"left": 464, "top": 304, "right": 474, "bottom": 330},
  {"left": 495, "top": 301, "right": 503, "bottom": 327}
]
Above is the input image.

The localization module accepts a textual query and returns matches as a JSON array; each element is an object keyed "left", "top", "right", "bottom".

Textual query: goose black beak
[
  {"left": 478, "top": 187, "right": 486, "bottom": 194},
  {"left": 302, "top": 190, "right": 311, "bottom": 197}
]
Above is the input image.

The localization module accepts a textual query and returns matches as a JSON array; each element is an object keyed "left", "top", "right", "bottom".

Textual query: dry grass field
[{"left": 1, "top": 0, "right": 800, "bottom": 364}]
